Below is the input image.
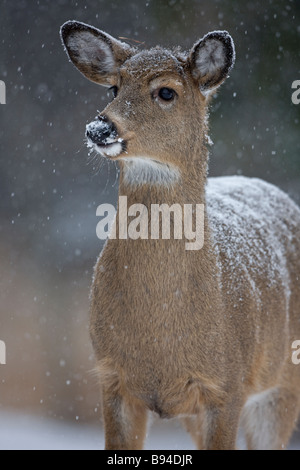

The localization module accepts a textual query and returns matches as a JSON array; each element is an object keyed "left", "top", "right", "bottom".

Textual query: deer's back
[
  {"left": 207, "top": 176, "right": 300, "bottom": 286},
  {"left": 207, "top": 176, "right": 300, "bottom": 380}
]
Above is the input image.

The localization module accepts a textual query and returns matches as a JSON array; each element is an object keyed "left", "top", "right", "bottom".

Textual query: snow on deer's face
[
  {"left": 61, "top": 21, "right": 235, "bottom": 185},
  {"left": 98, "top": 49, "right": 206, "bottom": 163}
]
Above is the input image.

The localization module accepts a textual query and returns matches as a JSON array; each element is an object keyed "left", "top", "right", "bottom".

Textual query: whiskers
[
  {"left": 85, "top": 139, "right": 119, "bottom": 192},
  {"left": 86, "top": 145, "right": 104, "bottom": 175}
]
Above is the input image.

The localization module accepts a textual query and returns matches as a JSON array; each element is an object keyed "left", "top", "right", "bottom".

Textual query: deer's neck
[
  {"left": 106, "top": 150, "right": 221, "bottom": 316},
  {"left": 119, "top": 179, "right": 205, "bottom": 208},
  {"left": 115, "top": 152, "right": 212, "bottom": 259},
  {"left": 118, "top": 151, "right": 208, "bottom": 207}
]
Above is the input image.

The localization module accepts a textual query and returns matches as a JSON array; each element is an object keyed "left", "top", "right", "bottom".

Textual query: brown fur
[{"left": 61, "top": 21, "right": 300, "bottom": 449}]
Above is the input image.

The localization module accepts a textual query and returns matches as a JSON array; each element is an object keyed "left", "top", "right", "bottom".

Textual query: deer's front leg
[
  {"left": 102, "top": 385, "right": 148, "bottom": 450},
  {"left": 205, "top": 400, "right": 242, "bottom": 450}
]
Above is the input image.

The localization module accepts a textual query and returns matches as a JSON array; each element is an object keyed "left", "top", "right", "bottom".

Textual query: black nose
[{"left": 86, "top": 116, "right": 117, "bottom": 145}]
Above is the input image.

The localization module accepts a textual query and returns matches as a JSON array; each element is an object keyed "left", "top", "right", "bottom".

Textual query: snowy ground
[{"left": 0, "top": 411, "right": 299, "bottom": 450}]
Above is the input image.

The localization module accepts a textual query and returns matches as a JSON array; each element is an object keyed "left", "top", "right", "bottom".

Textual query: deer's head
[{"left": 61, "top": 21, "right": 235, "bottom": 186}]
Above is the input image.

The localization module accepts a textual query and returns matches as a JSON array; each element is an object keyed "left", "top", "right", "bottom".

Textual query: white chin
[
  {"left": 122, "top": 157, "right": 181, "bottom": 187},
  {"left": 89, "top": 140, "right": 123, "bottom": 158}
]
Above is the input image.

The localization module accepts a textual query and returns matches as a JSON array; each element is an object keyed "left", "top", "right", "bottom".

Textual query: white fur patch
[
  {"left": 87, "top": 138, "right": 123, "bottom": 158},
  {"left": 67, "top": 31, "right": 115, "bottom": 72},
  {"left": 122, "top": 157, "right": 181, "bottom": 187},
  {"left": 195, "top": 39, "right": 226, "bottom": 77},
  {"left": 241, "top": 388, "right": 282, "bottom": 450},
  {"left": 102, "top": 142, "right": 123, "bottom": 157}
]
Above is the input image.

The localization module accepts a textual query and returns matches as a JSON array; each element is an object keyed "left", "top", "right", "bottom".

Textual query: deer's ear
[
  {"left": 188, "top": 31, "right": 235, "bottom": 94},
  {"left": 60, "top": 21, "right": 134, "bottom": 86}
]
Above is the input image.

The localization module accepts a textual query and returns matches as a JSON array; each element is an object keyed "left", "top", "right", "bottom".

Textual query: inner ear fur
[
  {"left": 60, "top": 20, "right": 135, "bottom": 85},
  {"left": 188, "top": 31, "right": 235, "bottom": 93}
]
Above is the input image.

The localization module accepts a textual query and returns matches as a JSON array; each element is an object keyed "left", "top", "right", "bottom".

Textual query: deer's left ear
[{"left": 188, "top": 31, "right": 235, "bottom": 94}]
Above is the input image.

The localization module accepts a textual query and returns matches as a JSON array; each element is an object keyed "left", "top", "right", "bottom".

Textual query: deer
[{"left": 60, "top": 20, "right": 300, "bottom": 450}]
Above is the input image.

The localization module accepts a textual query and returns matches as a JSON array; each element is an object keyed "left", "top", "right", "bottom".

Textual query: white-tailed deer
[{"left": 61, "top": 21, "right": 300, "bottom": 450}]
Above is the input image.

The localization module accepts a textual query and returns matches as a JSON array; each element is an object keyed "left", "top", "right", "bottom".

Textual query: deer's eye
[
  {"left": 109, "top": 86, "right": 118, "bottom": 99},
  {"left": 158, "top": 87, "right": 176, "bottom": 101}
]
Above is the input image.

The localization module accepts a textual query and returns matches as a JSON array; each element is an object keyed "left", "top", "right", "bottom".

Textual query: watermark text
[
  {"left": 0, "top": 80, "right": 6, "bottom": 105},
  {"left": 96, "top": 197, "right": 205, "bottom": 251},
  {"left": 291, "top": 80, "right": 300, "bottom": 105},
  {"left": 291, "top": 340, "right": 300, "bottom": 365},
  {"left": 0, "top": 340, "right": 6, "bottom": 365}
]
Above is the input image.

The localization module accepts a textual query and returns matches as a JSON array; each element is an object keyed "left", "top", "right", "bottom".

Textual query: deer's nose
[{"left": 86, "top": 116, "right": 118, "bottom": 146}]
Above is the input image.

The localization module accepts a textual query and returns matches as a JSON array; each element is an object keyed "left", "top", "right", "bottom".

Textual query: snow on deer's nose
[
  {"left": 86, "top": 116, "right": 124, "bottom": 158},
  {"left": 86, "top": 116, "right": 117, "bottom": 145}
]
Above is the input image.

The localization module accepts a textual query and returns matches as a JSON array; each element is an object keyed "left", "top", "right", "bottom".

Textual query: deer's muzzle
[
  {"left": 86, "top": 115, "right": 118, "bottom": 146},
  {"left": 86, "top": 115, "right": 125, "bottom": 158}
]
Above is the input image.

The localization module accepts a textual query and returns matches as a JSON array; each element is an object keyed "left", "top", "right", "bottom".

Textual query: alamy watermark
[
  {"left": 96, "top": 196, "right": 205, "bottom": 251},
  {"left": 291, "top": 80, "right": 300, "bottom": 105},
  {"left": 292, "top": 340, "right": 300, "bottom": 365},
  {"left": 0, "top": 80, "right": 6, "bottom": 105},
  {"left": 0, "top": 340, "right": 6, "bottom": 365}
]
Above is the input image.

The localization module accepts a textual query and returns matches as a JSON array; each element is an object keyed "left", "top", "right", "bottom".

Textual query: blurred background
[{"left": 0, "top": 0, "right": 300, "bottom": 449}]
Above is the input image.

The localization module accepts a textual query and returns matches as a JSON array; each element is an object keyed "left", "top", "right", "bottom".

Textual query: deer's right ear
[
  {"left": 60, "top": 21, "right": 134, "bottom": 86},
  {"left": 188, "top": 31, "right": 235, "bottom": 94}
]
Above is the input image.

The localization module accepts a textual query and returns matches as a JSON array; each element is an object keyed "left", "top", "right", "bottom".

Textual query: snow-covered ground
[
  {"left": 0, "top": 411, "right": 192, "bottom": 450},
  {"left": 0, "top": 411, "right": 299, "bottom": 450}
]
